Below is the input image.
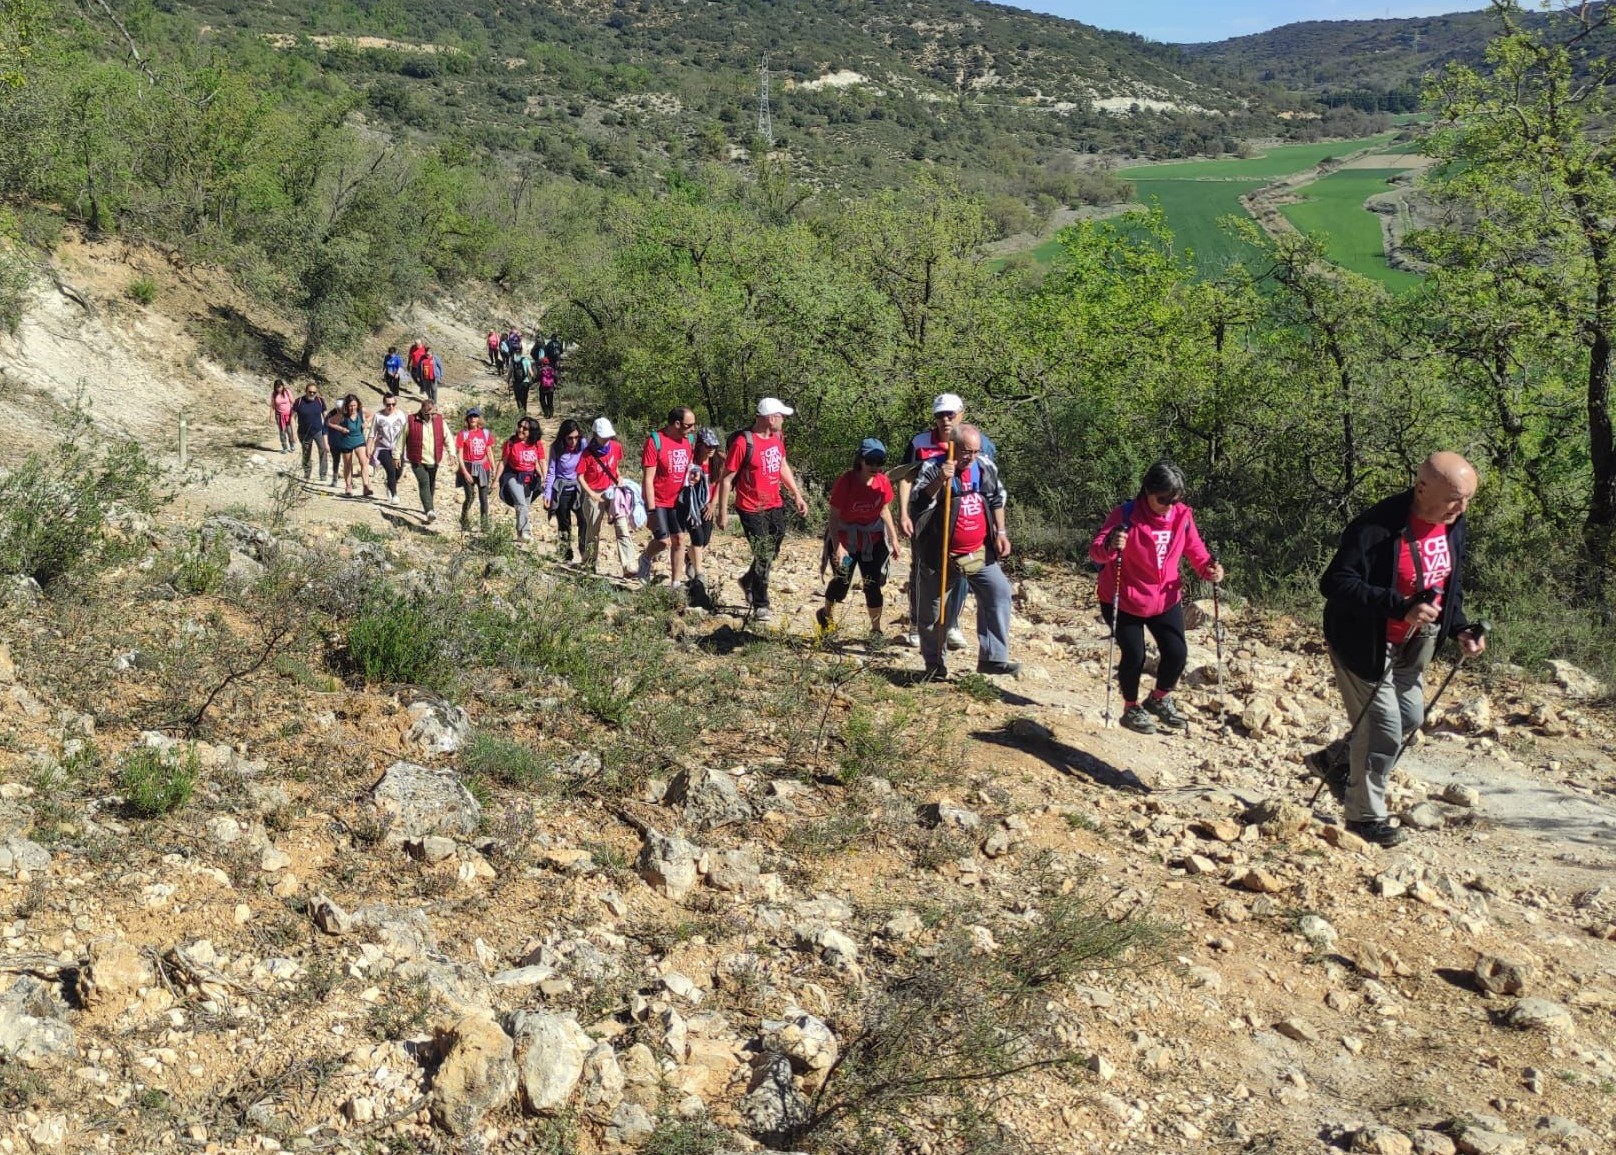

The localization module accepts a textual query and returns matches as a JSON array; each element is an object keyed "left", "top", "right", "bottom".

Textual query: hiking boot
[
  {"left": 738, "top": 570, "right": 756, "bottom": 606},
  {"left": 636, "top": 554, "right": 653, "bottom": 583},
  {"left": 814, "top": 607, "right": 834, "bottom": 634},
  {"left": 1120, "top": 705, "right": 1158, "bottom": 733},
  {"left": 918, "top": 663, "right": 949, "bottom": 683},
  {"left": 977, "top": 659, "right": 1021, "bottom": 676},
  {"left": 425, "top": 510, "right": 437, "bottom": 524},
  {"left": 752, "top": 606, "right": 774, "bottom": 623},
  {"left": 1345, "top": 818, "right": 1410, "bottom": 849},
  {"left": 1304, "top": 740, "right": 1351, "bottom": 804},
  {"left": 946, "top": 627, "right": 967, "bottom": 650},
  {"left": 1144, "top": 694, "right": 1190, "bottom": 730}
]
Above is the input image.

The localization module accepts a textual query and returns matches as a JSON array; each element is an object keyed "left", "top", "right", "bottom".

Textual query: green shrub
[
  {"left": 0, "top": 414, "right": 165, "bottom": 586},
  {"left": 119, "top": 745, "right": 200, "bottom": 818},
  {"left": 0, "top": 241, "right": 30, "bottom": 335},
  {"left": 346, "top": 594, "right": 444, "bottom": 687},
  {"left": 125, "top": 276, "right": 158, "bottom": 306},
  {"left": 644, "top": 1117, "right": 726, "bottom": 1155},
  {"left": 168, "top": 531, "right": 229, "bottom": 595},
  {"left": 461, "top": 730, "right": 551, "bottom": 789}
]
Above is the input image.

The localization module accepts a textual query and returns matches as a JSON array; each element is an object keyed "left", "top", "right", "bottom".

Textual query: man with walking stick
[
  {"left": 908, "top": 426, "right": 1018, "bottom": 682},
  {"left": 1318, "top": 451, "right": 1486, "bottom": 848}
]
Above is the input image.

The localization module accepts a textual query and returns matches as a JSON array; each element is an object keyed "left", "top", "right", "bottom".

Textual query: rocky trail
[{"left": 0, "top": 238, "right": 1614, "bottom": 1155}]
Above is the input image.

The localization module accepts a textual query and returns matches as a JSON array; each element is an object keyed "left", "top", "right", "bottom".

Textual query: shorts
[
  {"left": 684, "top": 515, "right": 713, "bottom": 548},
  {"left": 648, "top": 506, "right": 683, "bottom": 541}
]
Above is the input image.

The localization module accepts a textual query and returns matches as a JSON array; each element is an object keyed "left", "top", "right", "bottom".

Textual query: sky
[{"left": 1019, "top": 2, "right": 1483, "bottom": 44}]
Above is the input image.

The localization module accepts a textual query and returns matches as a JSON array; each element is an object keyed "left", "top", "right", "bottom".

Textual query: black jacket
[
  {"left": 909, "top": 456, "right": 1006, "bottom": 570},
  {"left": 1320, "top": 489, "right": 1470, "bottom": 682}
]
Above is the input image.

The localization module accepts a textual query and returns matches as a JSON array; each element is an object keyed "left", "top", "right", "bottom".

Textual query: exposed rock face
[
  {"left": 636, "top": 828, "right": 701, "bottom": 899},
  {"left": 429, "top": 1014, "right": 518, "bottom": 1136},
  {"left": 511, "top": 1011, "right": 594, "bottom": 1115},
  {"left": 665, "top": 765, "right": 753, "bottom": 830},
  {"left": 0, "top": 976, "right": 76, "bottom": 1067},
  {"left": 369, "top": 761, "right": 481, "bottom": 842}
]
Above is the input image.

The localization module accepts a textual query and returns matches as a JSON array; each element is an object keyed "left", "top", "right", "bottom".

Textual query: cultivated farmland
[{"left": 1278, "top": 168, "right": 1423, "bottom": 290}]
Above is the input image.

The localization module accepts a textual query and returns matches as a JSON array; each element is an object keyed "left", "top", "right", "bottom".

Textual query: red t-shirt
[
  {"left": 579, "top": 440, "right": 624, "bottom": 492},
  {"left": 1387, "top": 516, "right": 1453, "bottom": 644},
  {"left": 725, "top": 430, "right": 786, "bottom": 513},
  {"left": 642, "top": 431, "right": 692, "bottom": 510},
  {"left": 829, "top": 471, "right": 892, "bottom": 526},
  {"left": 948, "top": 464, "right": 989, "bottom": 556},
  {"left": 456, "top": 428, "right": 493, "bottom": 466},
  {"left": 503, "top": 440, "right": 541, "bottom": 474}
]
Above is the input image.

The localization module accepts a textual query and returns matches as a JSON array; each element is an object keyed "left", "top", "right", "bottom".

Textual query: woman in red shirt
[
  {"left": 578, "top": 417, "right": 637, "bottom": 578},
  {"left": 815, "top": 438, "right": 900, "bottom": 637},
  {"left": 454, "top": 408, "right": 496, "bottom": 534},
  {"left": 495, "top": 417, "right": 544, "bottom": 544}
]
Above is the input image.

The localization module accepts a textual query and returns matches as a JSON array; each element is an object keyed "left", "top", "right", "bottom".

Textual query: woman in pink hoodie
[
  {"left": 270, "top": 379, "right": 295, "bottom": 454},
  {"left": 1090, "top": 461, "right": 1225, "bottom": 734}
]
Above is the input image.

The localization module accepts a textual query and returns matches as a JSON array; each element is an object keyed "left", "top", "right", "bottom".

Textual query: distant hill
[
  {"left": 1182, "top": 3, "right": 1611, "bottom": 112},
  {"left": 155, "top": 0, "right": 1315, "bottom": 205}
]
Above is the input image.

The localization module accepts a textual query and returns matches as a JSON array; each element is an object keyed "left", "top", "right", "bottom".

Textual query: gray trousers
[
  {"left": 1328, "top": 632, "right": 1437, "bottom": 823},
  {"left": 915, "top": 558, "right": 1012, "bottom": 667},
  {"left": 502, "top": 474, "right": 533, "bottom": 538}
]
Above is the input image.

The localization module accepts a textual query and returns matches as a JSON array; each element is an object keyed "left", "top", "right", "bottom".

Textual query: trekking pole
[
  {"left": 935, "top": 440, "right": 955, "bottom": 633},
  {"left": 1102, "top": 518, "right": 1128, "bottom": 728},
  {"left": 1302, "top": 589, "right": 1452, "bottom": 807},
  {"left": 1211, "top": 556, "right": 1227, "bottom": 735}
]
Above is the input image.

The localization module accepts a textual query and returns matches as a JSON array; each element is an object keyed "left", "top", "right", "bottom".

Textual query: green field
[
  {"left": 1278, "top": 169, "right": 1422, "bottom": 290},
  {"left": 1117, "top": 133, "right": 1399, "bottom": 181}
]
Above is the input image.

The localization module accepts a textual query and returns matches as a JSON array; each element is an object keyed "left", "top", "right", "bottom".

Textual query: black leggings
[
  {"left": 553, "top": 484, "right": 587, "bottom": 552},
  {"left": 1101, "top": 601, "right": 1188, "bottom": 703},
  {"left": 827, "top": 545, "right": 890, "bottom": 609},
  {"left": 538, "top": 387, "right": 555, "bottom": 418},
  {"left": 513, "top": 380, "right": 530, "bottom": 413}
]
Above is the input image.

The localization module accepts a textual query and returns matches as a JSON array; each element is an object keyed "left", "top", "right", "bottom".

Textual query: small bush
[
  {"left": 0, "top": 241, "right": 31, "bottom": 335},
  {"left": 347, "top": 593, "right": 444, "bottom": 687},
  {"left": 119, "top": 745, "right": 200, "bottom": 817},
  {"left": 125, "top": 276, "right": 158, "bottom": 306},
  {"left": 0, "top": 411, "right": 165, "bottom": 586},
  {"left": 644, "top": 1116, "right": 726, "bottom": 1155},
  {"left": 168, "top": 531, "right": 229, "bottom": 595},
  {"left": 462, "top": 730, "right": 551, "bottom": 789}
]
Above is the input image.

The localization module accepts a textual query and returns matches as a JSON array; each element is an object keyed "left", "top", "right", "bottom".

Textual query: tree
[{"left": 1422, "top": 0, "right": 1616, "bottom": 607}]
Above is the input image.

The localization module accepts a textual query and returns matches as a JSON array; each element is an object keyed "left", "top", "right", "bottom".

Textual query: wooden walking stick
[{"left": 936, "top": 440, "right": 956, "bottom": 633}]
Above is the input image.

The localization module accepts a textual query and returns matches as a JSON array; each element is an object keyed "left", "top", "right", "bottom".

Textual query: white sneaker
[
  {"left": 946, "top": 628, "right": 967, "bottom": 650},
  {"left": 901, "top": 632, "right": 920, "bottom": 648},
  {"left": 425, "top": 510, "right": 437, "bottom": 524},
  {"left": 388, "top": 493, "right": 398, "bottom": 506},
  {"left": 752, "top": 607, "right": 774, "bottom": 623}
]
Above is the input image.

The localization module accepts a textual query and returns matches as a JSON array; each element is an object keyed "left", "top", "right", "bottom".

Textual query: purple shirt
[{"left": 543, "top": 445, "right": 585, "bottom": 502}]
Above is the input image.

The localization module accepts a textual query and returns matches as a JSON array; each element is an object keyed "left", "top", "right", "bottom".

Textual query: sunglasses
[
  {"left": 863, "top": 454, "right": 887, "bottom": 467},
  {"left": 1149, "top": 492, "right": 1182, "bottom": 505},
  {"left": 935, "top": 411, "right": 958, "bottom": 420}
]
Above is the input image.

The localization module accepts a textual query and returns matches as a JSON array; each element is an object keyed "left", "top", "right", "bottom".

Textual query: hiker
[
  {"left": 1090, "top": 461, "right": 1224, "bottom": 734},
  {"left": 404, "top": 396, "right": 452, "bottom": 525},
  {"left": 407, "top": 340, "right": 426, "bottom": 387},
  {"left": 1319, "top": 451, "right": 1484, "bottom": 848},
  {"left": 270, "top": 379, "right": 294, "bottom": 454},
  {"left": 544, "top": 333, "right": 563, "bottom": 365},
  {"left": 369, "top": 393, "right": 407, "bottom": 506},
  {"left": 544, "top": 419, "right": 589, "bottom": 563},
  {"left": 383, "top": 346, "right": 403, "bottom": 394},
  {"left": 816, "top": 438, "right": 900, "bottom": 637},
  {"left": 680, "top": 427, "right": 723, "bottom": 602},
  {"left": 291, "top": 383, "right": 330, "bottom": 482},
  {"left": 325, "top": 393, "right": 373, "bottom": 498},
  {"left": 511, "top": 349, "right": 533, "bottom": 415},
  {"left": 715, "top": 398, "right": 808, "bottom": 623},
  {"left": 636, "top": 407, "right": 696, "bottom": 586},
  {"left": 498, "top": 417, "right": 545, "bottom": 545},
  {"left": 455, "top": 408, "right": 496, "bottom": 533},
  {"left": 897, "top": 393, "right": 997, "bottom": 650},
  {"left": 908, "top": 425, "right": 1018, "bottom": 680},
  {"left": 536, "top": 356, "right": 558, "bottom": 419},
  {"left": 578, "top": 417, "right": 639, "bottom": 579},
  {"left": 486, "top": 329, "right": 501, "bottom": 371},
  {"left": 420, "top": 345, "right": 441, "bottom": 403}
]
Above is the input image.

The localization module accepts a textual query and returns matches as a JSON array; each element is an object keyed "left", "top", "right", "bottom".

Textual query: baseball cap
[
  {"left": 933, "top": 393, "right": 964, "bottom": 415},
  {"left": 859, "top": 437, "right": 887, "bottom": 461},
  {"left": 757, "top": 397, "right": 794, "bottom": 417},
  {"left": 697, "top": 427, "right": 722, "bottom": 448},
  {"left": 592, "top": 417, "right": 616, "bottom": 439},
  {"left": 466, "top": 407, "right": 482, "bottom": 418}
]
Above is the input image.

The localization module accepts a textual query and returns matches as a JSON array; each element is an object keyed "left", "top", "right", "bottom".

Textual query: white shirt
[{"left": 371, "top": 410, "right": 407, "bottom": 453}]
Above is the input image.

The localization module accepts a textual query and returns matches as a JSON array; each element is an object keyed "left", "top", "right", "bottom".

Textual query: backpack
[
  {"left": 539, "top": 362, "right": 556, "bottom": 388},
  {"left": 726, "top": 429, "right": 755, "bottom": 474}
]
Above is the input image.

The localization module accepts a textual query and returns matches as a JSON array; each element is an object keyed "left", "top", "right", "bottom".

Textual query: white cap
[
  {"left": 933, "top": 393, "right": 964, "bottom": 414},
  {"left": 757, "top": 397, "right": 794, "bottom": 417},
  {"left": 592, "top": 417, "right": 616, "bottom": 439}
]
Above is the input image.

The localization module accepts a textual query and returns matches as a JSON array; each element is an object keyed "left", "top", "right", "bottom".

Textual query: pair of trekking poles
[{"left": 1303, "top": 601, "right": 1490, "bottom": 807}]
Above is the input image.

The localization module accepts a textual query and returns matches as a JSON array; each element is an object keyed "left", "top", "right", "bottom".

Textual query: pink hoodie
[{"left": 1090, "top": 499, "right": 1215, "bottom": 618}]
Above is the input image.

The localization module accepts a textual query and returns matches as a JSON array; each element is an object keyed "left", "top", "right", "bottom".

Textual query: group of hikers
[
  {"left": 272, "top": 328, "right": 1484, "bottom": 851},
  {"left": 489, "top": 328, "right": 564, "bottom": 419}
]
